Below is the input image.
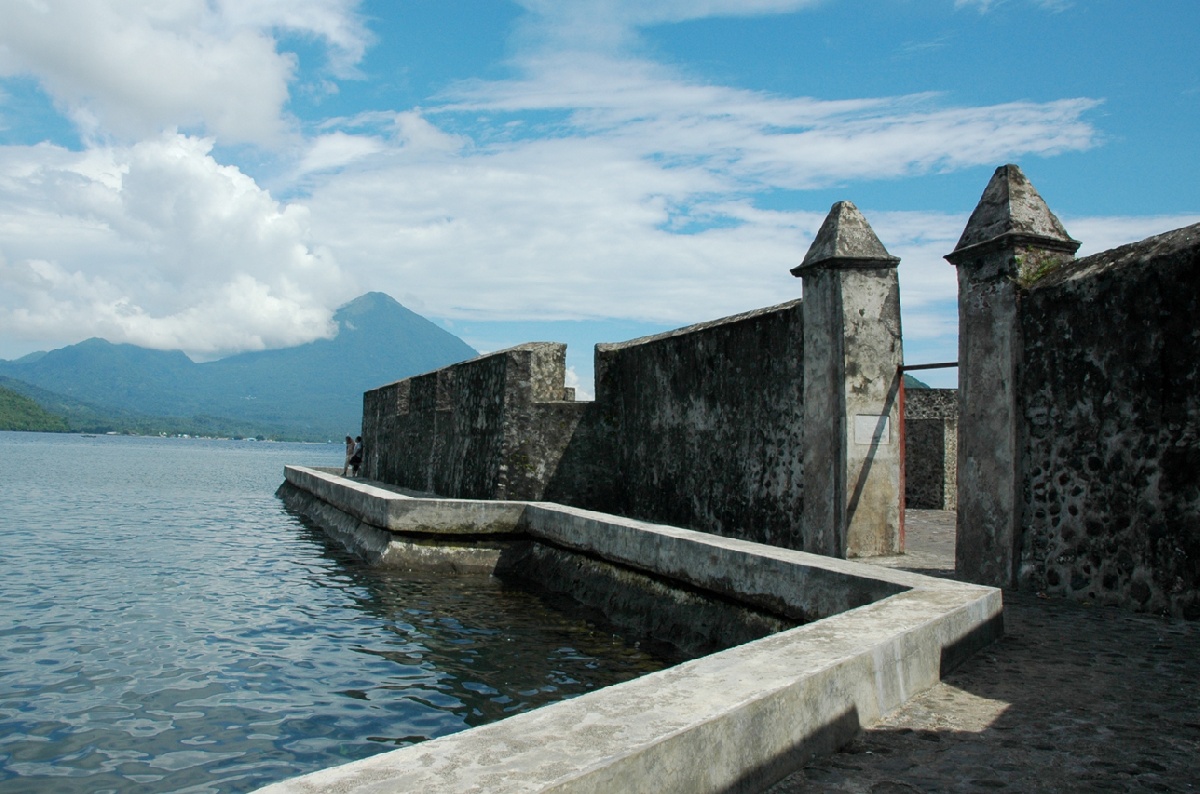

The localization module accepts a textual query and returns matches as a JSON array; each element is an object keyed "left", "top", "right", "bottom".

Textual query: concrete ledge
[
  {"left": 283, "top": 465, "right": 528, "bottom": 535},
  {"left": 264, "top": 466, "right": 1001, "bottom": 793},
  {"left": 520, "top": 503, "right": 914, "bottom": 622}
]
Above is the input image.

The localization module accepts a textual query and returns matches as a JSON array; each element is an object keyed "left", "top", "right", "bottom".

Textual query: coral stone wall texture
[
  {"left": 359, "top": 295, "right": 958, "bottom": 554},
  {"left": 582, "top": 301, "right": 806, "bottom": 549},
  {"left": 362, "top": 343, "right": 584, "bottom": 501},
  {"left": 1019, "top": 224, "right": 1200, "bottom": 618}
]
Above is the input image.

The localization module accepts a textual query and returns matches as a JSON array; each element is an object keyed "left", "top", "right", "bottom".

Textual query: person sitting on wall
[
  {"left": 349, "top": 436, "right": 363, "bottom": 477},
  {"left": 341, "top": 435, "right": 355, "bottom": 476}
]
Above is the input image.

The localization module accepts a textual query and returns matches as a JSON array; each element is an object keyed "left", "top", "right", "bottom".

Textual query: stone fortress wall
[
  {"left": 365, "top": 202, "right": 907, "bottom": 559},
  {"left": 362, "top": 342, "right": 582, "bottom": 502},
  {"left": 951, "top": 165, "right": 1199, "bottom": 618},
  {"left": 1016, "top": 223, "right": 1200, "bottom": 616},
  {"left": 363, "top": 301, "right": 814, "bottom": 549},
  {"left": 361, "top": 164, "right": 1198, "bottom": 616},
  {"left": 550, "top": 301, "right": 809, "bottom": 549},
  {"left": 361, "top": 318, "right": 957, "bottom": 542}
]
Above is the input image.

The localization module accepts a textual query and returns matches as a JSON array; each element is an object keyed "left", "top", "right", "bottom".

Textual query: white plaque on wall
[{"left": 854, "top": 415, "right": 890, "bottom": 445}]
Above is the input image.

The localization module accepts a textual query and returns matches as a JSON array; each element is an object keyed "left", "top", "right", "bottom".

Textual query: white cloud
[
  {"left": 0, "top": 0, "right": 1182, "bottom": 369},
  {"left": 0, "top": 0, "right": 369, "bottom": 144},
  {"left": 511, "top": 0, "right": 822, "bottom": 51},
  {"left": 287, "top": 42, "right": 1100, "bottom": 330},
  {"left": 1067, "top": 214, "right": 1200, "bottom": 257},
  {"left": 440, "top": 53, "right": 1100, "bottom": 190},
  {"left": 296, "top": 131, "right": 387, "bottom": 176},
  {"left": 954, "top": 0, "right": 1072, "bottom": 12},
  {"left": 0, "top": 135, "right": 352, "bottom": 358},
  {"left": 216, "top": 0, "right": 371, "bottom": 76}
]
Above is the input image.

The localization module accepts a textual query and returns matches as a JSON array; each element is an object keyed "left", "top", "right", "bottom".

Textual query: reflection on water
[{"left": 0, "top": 433, "right": 675, "bottom": 794}]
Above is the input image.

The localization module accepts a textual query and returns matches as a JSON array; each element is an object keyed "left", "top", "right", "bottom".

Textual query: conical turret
[
  {"left": 951, "top": 164, "right": 1079, "bottom": 257},
  {"left": 797, "top": 199, "right": 903, "bottom": 559},
  {"left": 792, "top": 201, "right": 899, "bottom": 275}
]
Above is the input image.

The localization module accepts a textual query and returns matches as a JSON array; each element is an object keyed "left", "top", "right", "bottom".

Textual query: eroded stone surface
[
  {"left": 794, "top": 200, "right": 899, "bottom": 271},
  {"left": 952, "top": 164, "right": 1079, "bottom": 254},
  {"left": 1018, "top": 223, "right": 1200, "bottom": 618}
]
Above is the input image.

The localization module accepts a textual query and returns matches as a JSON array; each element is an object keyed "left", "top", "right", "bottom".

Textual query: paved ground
[{"left": 765, "top": 510, "right": 1200, "bottom": 794}]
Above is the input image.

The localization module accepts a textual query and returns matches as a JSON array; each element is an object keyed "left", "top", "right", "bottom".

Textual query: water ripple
[{"left": 0, "top": 433, "right": 673, "bottom": 793}]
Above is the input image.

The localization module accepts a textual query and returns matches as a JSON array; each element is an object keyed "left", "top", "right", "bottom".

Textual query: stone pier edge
[{"left": 261, "top": 466, "right": 1002, "bottom": 794}]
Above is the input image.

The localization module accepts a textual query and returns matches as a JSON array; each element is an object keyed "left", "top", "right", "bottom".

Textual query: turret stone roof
[
  {"left": 953, "top": 164, "right": 1080, "bottom": 255},
  {"left": 792, "top": 201, "right": 899, "bottom": 275}
]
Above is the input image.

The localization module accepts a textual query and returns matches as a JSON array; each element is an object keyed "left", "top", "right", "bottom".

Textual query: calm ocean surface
[{"left": 0, "top": 432, "right": 672, "bottom": 793}]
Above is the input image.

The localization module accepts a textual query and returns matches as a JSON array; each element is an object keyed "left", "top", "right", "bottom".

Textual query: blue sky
[{"left": 0, "top": 0, "right": 1196, "bottom": 392}]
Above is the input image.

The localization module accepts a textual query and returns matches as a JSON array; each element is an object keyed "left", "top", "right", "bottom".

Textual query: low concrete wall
[{"left": 264, "top": 467, "right": 1001, "bottom": 794}]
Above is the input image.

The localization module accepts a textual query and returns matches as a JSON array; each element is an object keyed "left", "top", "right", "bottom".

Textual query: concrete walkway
[{"left": 766, "top": 510, "right": 1200, "bottom": 793}]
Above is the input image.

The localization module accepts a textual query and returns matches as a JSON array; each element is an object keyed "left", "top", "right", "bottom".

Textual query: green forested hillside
[
  {"left": 0, "top": 376, "right": 306, "bottom": 439},
  {"left": 0, "top": 386, "right": 69, "bottom": 432}
]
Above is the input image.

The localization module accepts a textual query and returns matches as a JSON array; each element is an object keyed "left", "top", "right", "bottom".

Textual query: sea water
[{"left": 0, "top": 432, "right": 674, "bottom": 793}]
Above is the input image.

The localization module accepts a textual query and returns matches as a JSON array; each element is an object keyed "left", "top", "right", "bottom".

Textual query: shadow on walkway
[{"left": 767, "top": 510, "right": 1200, "bottom": 793}]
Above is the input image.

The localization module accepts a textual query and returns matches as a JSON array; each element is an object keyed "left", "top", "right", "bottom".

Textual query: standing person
[
  {"left": 350, "top": 436, "right": 363, "bottom": 477},
  {"left": 342, "top": 435, "right": 355, "bottom": 476}
]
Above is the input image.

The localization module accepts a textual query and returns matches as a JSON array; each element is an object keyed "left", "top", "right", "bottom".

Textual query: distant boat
[{"left": 81, "top": 434, "right": 97, "bottom": 438}]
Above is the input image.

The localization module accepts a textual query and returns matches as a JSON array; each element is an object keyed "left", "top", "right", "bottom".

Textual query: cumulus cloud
[
  {"left": 0, "top": 134, "right": 352, "bottom": 357},
  {"left": 0, "top": 0, "right": 369, "bottom": 144},
  {"left": 293, "top": 41, "right": 1101, "bottom": 329}
]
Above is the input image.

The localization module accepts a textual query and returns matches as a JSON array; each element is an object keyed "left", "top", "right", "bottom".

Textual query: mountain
[
  {"left": 3, "top": 337, "right": 200, "bottom": 413},
  {"left": 0, "top": 293, "right": 478, "bottom": 440},
  {"left": 0, "top": 375, "right": 296, "bottom": 438}
]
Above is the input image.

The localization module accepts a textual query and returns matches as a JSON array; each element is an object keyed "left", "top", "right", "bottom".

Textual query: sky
[{"left": 0, "top": 0, "right": 1196, "bottom": 393}]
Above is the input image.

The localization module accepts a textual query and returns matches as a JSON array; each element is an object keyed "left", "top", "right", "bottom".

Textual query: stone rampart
[
  {"left": 565, "top": 300, "right": 807, "bottom": 548},
  {"left": 360, "top": 202, "right": 910, "bottom": 558},
  {"left": 358, "top": 299, "right": 957, "bottom": 550},
  {"left": 363, "top": 302, "right": 812, "bottom": 548},
  {"left": 361, "top": 342, "right": 583, "bottom": 501},
  {"left": 950, "top": 164, "right": 1199, "bottom": 618},
  {"left": 1018, "top": 223, "right": 1200, "bottom": 617}
]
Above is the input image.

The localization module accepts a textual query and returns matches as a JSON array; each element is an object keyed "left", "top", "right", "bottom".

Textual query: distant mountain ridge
[{"left": 0, "top": 293, "right": 478, "bottom": 440}]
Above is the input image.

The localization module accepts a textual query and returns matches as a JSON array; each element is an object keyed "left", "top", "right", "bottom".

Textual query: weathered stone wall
[
  {"left": 362, "top": 342, "right": 584, "bottom": 501},
  {"left": 948, "top": 164, "right": 1082, "bottom": 589},
  {"left": 571, "top": 301, "right": 806, "bottom": 549},
  {"left": 361, "top": 301, "right": 810, "bottom": 549},
  {"left": 355, "top": 196, "right": 918, "bottom": 559},
  {"left": 1017, "top": 224, "right": 1200, "bottom": 618},
  {"left": 904, "top": 388, "right": 958, "bottom": 511}
]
